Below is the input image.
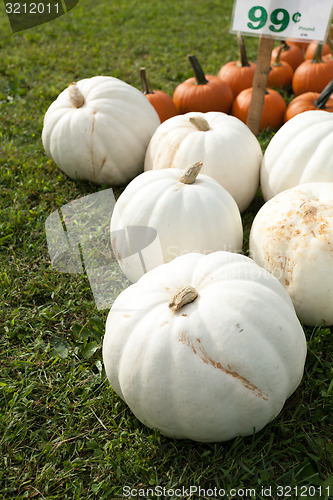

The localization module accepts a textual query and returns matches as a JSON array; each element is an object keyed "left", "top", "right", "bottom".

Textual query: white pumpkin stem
[
  {"left": 189, "top": 115, "right": 210, "bottom": 131},
  {"left": 68, "top": 82, "right": 85, "bottom": 108},
  {"left": 179, "top": 161, "right": 203, "bottom": 184},
  {"left": 169, "top": 286, "right": 198, "bottom": 312}
]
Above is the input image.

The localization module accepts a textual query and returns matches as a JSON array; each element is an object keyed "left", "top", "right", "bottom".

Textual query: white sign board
[{"left": 231, "top": 0, "right": 333, "bottom": 42}]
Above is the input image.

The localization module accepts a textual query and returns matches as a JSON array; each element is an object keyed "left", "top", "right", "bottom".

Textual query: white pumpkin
[
  {"left": 42, "top": 76, "right": 160, "bottom": 185},
  {"left": 110, "top": 162, "right": 243, "bottom": 282},
  {"left": 250, "top": 182, "right": 333, "bottom": 326},
  {"left": 144, "top": 112, "right": 263, "bottom": 212},
  {"left": 261, "top": 110, "right": 333, "bottom": 201},
  {"left": 103, "top": 250, "right": 307, "bottom": 443}
]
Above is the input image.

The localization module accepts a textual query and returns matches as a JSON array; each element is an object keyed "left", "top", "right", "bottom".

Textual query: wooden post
[{"left": 246, "top": 35, "right": 275, "bottom": 136}]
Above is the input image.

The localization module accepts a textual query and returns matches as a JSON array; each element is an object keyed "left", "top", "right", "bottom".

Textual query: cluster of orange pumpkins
[{"left": 141, "top": 34, "right": 333, "bottom": 132}]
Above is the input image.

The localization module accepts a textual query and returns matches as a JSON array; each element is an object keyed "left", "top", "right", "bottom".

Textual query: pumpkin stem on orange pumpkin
[
  {"left": 237, "top": 32, "right": 250, "bottom": 67},
  {"left": 280, "top": 40, "right": 289, "bottom": 52},
  {"left": 168, "top": 285, "right": 198, "bottom": 312},
  {"left": 140, "top": 67, "right": 154, "bottom": 95},
  {"left": 279, "top": 40, "right": 297, "bottom": 57},
  {"left": 312, "top": 43, "right": 324, "bottom": 63},
  {"left": 187, "top": 54, "right": 209, "bottom": 85},
  {"left": 314, "top": 79, "right": 333, "bottom": 109},
  {"left": 271, "top": 45, "right": 283, "bottom": 67},
  {"left": 68, "top": 82, "right": 84, "bottom": 108}
]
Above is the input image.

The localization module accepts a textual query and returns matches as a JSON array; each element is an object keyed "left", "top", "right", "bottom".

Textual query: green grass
[{"left": 1, "top": 1, "right": 332, "bottom": 498}]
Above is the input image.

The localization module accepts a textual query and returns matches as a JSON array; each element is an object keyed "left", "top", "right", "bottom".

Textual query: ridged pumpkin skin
[
  {"left": 103, "top": 251, "right": 306, "bottom": 442},
  {"left": 144, "top": 111, "right": 262, "bottom": 212},
  {"left": 173, "top": 55, "right": 233, "bottom": 114},
  {"left": 261, "top": 110, "right": 333, "bottom": 200},
  {"left": 292, "top": 45, "right": 333, "bottom": 95},
  {"left": 217, "top": 61, "right": 256, "bottom": 98},
  {"left": 250, "top": 182, "right": 333, "bottom": 326},
  {"left": 292, "top": 59, "right": 333, "bottom": 95},
  {"left": 110, "top": 165, "right": 243, "bottom": 283},
  {"left": 231, "top": 88, "right": 286, "bottom": 131},
  {"left": 267, "top": 60, "right": 293, "bottom": 89},
  {"left": 42, "top": 76, "right": 160, "bottom": 185}
]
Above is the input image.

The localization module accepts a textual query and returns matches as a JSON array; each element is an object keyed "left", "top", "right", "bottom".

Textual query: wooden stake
[{"left": 246, "top": 35, "right": 275, "bottom": 136}]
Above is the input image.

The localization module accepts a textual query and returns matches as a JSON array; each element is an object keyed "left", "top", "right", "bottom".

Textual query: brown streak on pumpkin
[
  {"left": 178, "top": 333, "right": 269, "bottom": 401},
  {"left": 100, "top": 157, "right": 106, "bottom": 172},
  {"left": 92, "top": 111, "right": 97, "bottom": 132}
]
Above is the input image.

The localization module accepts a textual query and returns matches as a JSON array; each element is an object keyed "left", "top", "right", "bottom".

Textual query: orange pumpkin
[
  {"left": 286, "top": 38, "right": 310, "bottom": 54},
  {"left": 305, "top": 42, "right": 331, "bottom": 60},
  {"left": 217, "top": 33, "right": 256, "bottom": 98},
  {"left": 267, "top": 45, "right": 293, "bottom": 89},
  {"left": 173, "top": 54, "right": 233, "bottom": 114},
  {"left": 292, "top": 44, "right": 333, "bottom": 95},
  {"left": 140, "top": 67, "right": 177, "bottom": 123},
  {"left": 231, "top": 88, "right": 286, "bottom": 131},
  {"left": 271, "top": 41, "right": 304, "bottom": 71},
  {"left": 284, "top": 80, "right": 333, "bottom": 122}
]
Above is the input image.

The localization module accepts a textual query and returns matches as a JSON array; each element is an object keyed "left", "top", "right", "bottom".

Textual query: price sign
[{"left": 231, "top": 0, "right": 333, "bottom": 42}]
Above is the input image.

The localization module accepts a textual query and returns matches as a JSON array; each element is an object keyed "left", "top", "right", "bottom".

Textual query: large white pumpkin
[
  {"left": 110, "top": 162, "right": 243, "bottom": 282},
  {"left": 103, "top": 251, "right": 307, "bottom": 443},
  {"left": 261, "top": 110, "right": 333, "bottom": 201},
  {"left": 42, "top": 76, "right": 160, "bottom": 185},
  {"left": 250, "top": 182, "right": 333, "bottom": 326},
  {"left": 144, "top": 112, "right": 263, "bottom": 212}
]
